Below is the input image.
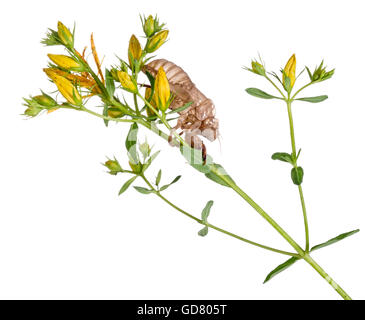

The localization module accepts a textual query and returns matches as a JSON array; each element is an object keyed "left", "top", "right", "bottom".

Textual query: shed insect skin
[{"left": 142, "top": 59, "right": 219, "bottom": 160}]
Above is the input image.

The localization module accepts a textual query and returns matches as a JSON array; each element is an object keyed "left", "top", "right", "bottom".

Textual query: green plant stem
[
  {"left": 140, "top": 175, "right": 299, "bottom": 258},
  {"left": 209, "top": 166, "right": 352, "bottom": 300},
  {"left": 86, "top": 104, "right": 304, "bottom": 257},
  {"left": 80, "top": 106, "right": 134, "bottom": 123},
  {"left": 76, "top": 62, "right": 351, "bottom": 300},
  {"left": 77, "top": 96, "right": 352, "bottom": 300},
  {"left": 291, "top": 82, "right": 313, "bottom": 100},
  {"left": 286, "top": 99, "right": 310, "bottom": 252},
  {"left": 133, "top": 73, "right": 141, "bottom": 115},
  {"left": 265, "top": 75, "right": 286, "bottom": 99},
  {"left": 299, "top": 185, "right": 309, "bottom": 252},
  {"left": 209, "top": 165, "right": 305, "bottom": 255},
  {"left": 303, "top": 254, "right": 352, "bottom": 300}
]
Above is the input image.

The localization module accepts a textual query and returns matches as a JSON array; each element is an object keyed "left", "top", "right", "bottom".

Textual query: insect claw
[{"left": 202, "top": 142, "right": 207, "bottom": 165}]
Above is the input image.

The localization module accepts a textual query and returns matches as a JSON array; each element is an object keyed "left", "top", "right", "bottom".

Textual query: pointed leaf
[
  {"left": 311, "top": 229, "right": 360, "bottom": 252},
  {"left": 145, "top": 71, "right": 155, "bottom": 88},
  {"left": 156, "top": 169, "right": 162, "bottom": 186},
  {"left": 142, "top": 150, "right": 160, "bottom": 172},
  {"left": 139, "top": 141, "right": 151, "bottom": 160},
  {"left": 180, "top": 145, "right": 212, "bottom": 173},
  {"left": 201, "top": 200, "right": 214, "bottom": 222},
  {"left": 198, "top": 226, "right": 209, "bottom": 237},
  {"left": 272, "top": 152, "right": 293, "bottom": 164},
  {"left": 291, "top": 167, "right": 304, "bottom": 185},
  {"left": 133, "top": 186, "right": 154, "bottom": 194},
  {"left": 245, "top": 88, "right": 278, "bottom": 99},
  {"left": 167, "top": 102, "right": 193, "bottom": 114},
  {"left": 105, "top": 68, "right": 115, "bottom": 97},
  {"left": 118, "top": 176, "right": 138, "bottom": 195},
  {"left": 296, "top": 95, "right": 328, "bottom": 103},
  {"left": 159, "top": 175, "right": 181, "bottom": 191},
  {"left": 102, "top": 104, "right": 109, "bottom": 127},
  {"left": 305, "top": 66, "right": 313, "bottom": 81},
  {"left": 263, "top": 257, "right": 299, "bottom": 284},
  {"left": 283, "top": 75, "right": 292, "bottom": 93},
  {"left": 205, "top": 163, "right": 235, "bottom": 188},
  {"left": 125, "top": 123, "right": 139, "bottom": 164},
  {"left": 125, "top": 122, "right": 139, "bottom": 150}
]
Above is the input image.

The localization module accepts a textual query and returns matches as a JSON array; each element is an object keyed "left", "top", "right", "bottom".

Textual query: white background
[{"left": 0, "top": 0, "right": 364, "bottom": 300}]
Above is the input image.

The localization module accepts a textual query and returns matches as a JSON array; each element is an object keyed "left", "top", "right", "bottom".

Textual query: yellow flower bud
[
  {"left": 105, "top": 159, "right": 122, "bottom": 174},
  {"left": 251, "top": 61, "right": 265, "bottom": 76},
  {"left": 129, "top": 161, "right": 142, "bottom": 173},
  {"left": 107, "top": 107, "right": 124, "bottom": 118},
  {"left": 24, "top": 106, "right": 42, "bottom": 117},
  {"left": 57, "top": 21, "right": 73, "bottom": 47},
  {"left": 145, "top": 30, "right": 169, "bottom": 53},
  {"left": 143, "top": 15, "right": 155, "bottom": 37},
  {"left": 154, "top": 67, "right": 171, "bottom": 112},
  {"left": 283, "top": 54, "right": 296, "bottom": 88},
  {"left": 117, "top": 71, "right": 137, "bottom": 93},
  {"left": 44, "top": 69, "right": 82, "bottom": 105},
  {"left": 33, "top": 94, "right": 57, "bottom": 107},
  {"left": 128, "top": 35, "right": 142, "bottom": 67},
  {"left": 48, "top": 54, "right": 83, "bottom": 71}
]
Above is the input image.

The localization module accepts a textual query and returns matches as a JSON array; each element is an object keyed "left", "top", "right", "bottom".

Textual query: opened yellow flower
[
  {"left": 43, "top": 68, "right": 99, "bottom": 93},
  {"left": 154, "top": 67, "right": 171, "bottom": 112},
  {"left": 48, "top": 54, "right": 83, "bottom": 71},
  {"left": 117, "top": 71, "right": 137, "bottom": 93},
  {"left": 57, "top": 21, "right": 73, "bottom": 47},
  {"left": 43, "top": 68, "right": 101, "bottom": 96},
  {"left": 145, "top": 30, "right": 169, "bottom": 53},
  {"left": 283, "top": 54, "right": 296, "bottom": 88},
  {"left": 44, "top": 69, "right": 82, "bottom": 105},
  {"left": 128, "top": 35, "right": 142, "bottom": 67}
]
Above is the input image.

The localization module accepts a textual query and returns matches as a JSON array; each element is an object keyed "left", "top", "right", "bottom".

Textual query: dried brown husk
[{"left": 143, "top": 59, "right": 219, "bottom": 150}]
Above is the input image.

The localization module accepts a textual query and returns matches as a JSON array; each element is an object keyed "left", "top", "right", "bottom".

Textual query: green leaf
[
  {"left": 156, "top": 169, "right": 162, "bottom": 186},
  {"left": 167, "top": 101, "right": 193, "bottom": 114},
  {"left": 145, "top": 71, "right": 155, "bottom": 88},
  {"left": 142, "top": 150, "right": 160, "bottom": 172},
  {"left": 296, "top": 95, "right": 328, "bottom": 103},
  {"left": 305, "top": 66, "right": 313, "bottom": 81},
  {"left": 102, "top": 104, "right": 109, "bottom": 127},
  {"left": 139, "top": 140, "right": 151, "bottom": 160},
  {"left": 201, "top": 200, "right": 214, "bottom": 222},
  {"left": 245, "top": 88, "right": 278, "bottom": 99},
  {"left": 197, "top": 201, "right": 214, "bottom": 237},
  {"left": 311, "top": 229, "right": 360, "bottom": 252},
  {"left": 159, "top": 175, "right": 181, "bottom": 191},
  {"left": 133, "top": 186, "right": 154, "bottom": 194},
  {"left": 180, "top": 146, "right": 234, "bottom": 188},
  {"left": 180, "top": 145, "right": 212, "bottom": 174},
  {"left": 283, "top": 75, "right": 292, "bottom": 93},
  {"left": 205, "top": 163, "right": 235, "bottom": 188},
  {"left": 272, "top": 152, "right": 293, "bottom": 164},
  {"left": 291, "top": 167, "right": 304, "bottom": 185},
  {"left": 198, "top": 226, "right": 209, "bottom": 237},
  {"left": 125, "top": 122, "right": 138, "bottom": 150},
  {"left": 263, "top": 257, "right": 299, "bottom": 284},
  {"left": 125, "top": 123, "right": 139, "bottom": 164},
  {"left": 105, "top": 68, "right": 115, "bottom": 97},
  {"left": 118, "top": 176, "right": 138, "bottom": 195}
]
